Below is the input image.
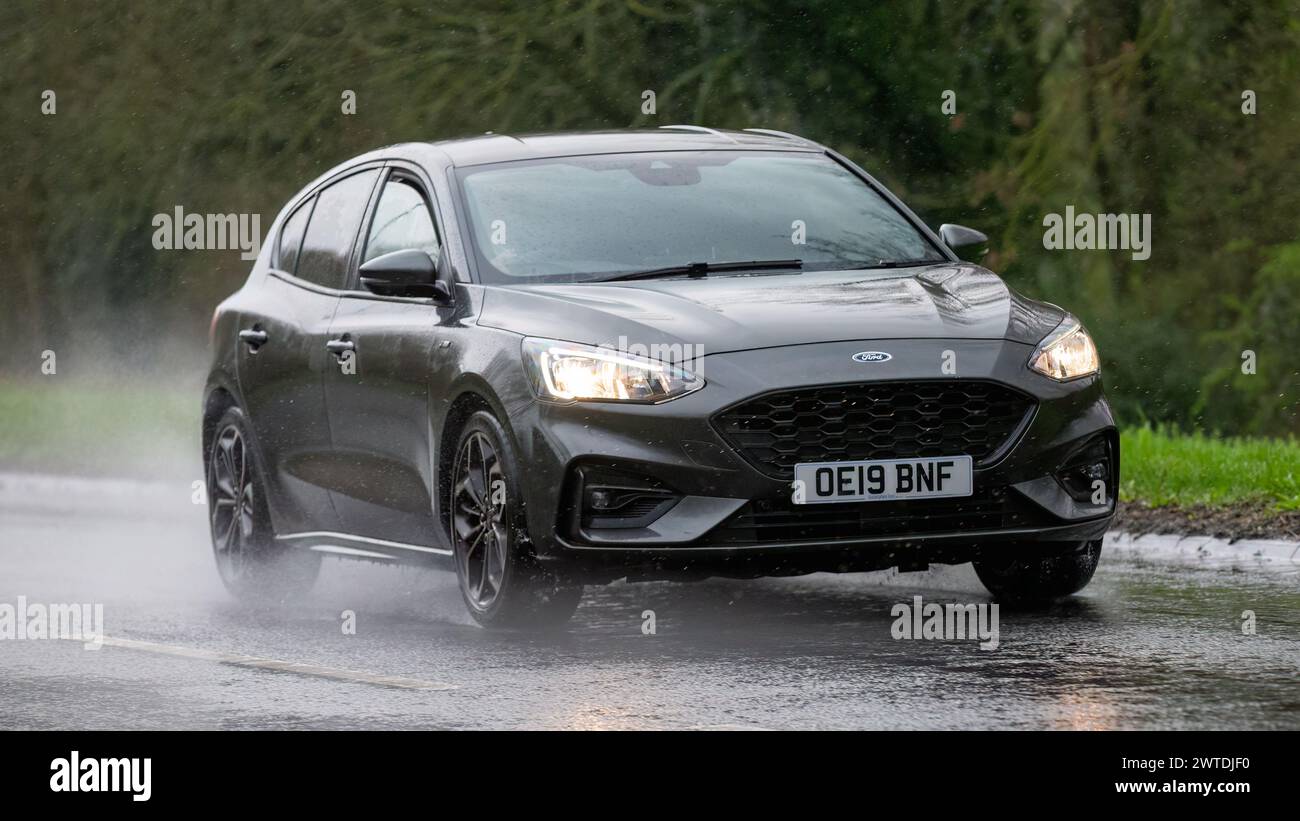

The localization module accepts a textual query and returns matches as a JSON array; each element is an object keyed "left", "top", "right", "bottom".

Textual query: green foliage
[
  {"left": 1, "top": 0, "right": 1298, "bottom": 435},
  {"left": 1090, "top": 313, "right": 1204, "bottom": 430},
  {"left": 1198, "top": 242, "right": 1300, "bottom": 435}
]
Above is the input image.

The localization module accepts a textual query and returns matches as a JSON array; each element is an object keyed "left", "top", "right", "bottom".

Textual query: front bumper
[{"left": 510, "top": 338, "right": 1117, "bottom": 582}]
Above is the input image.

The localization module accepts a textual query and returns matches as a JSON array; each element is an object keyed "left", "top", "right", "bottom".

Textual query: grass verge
[
  {"left": 1119, "top": 426, "right": 1300, "bottom": 511},
  {"left": 0, "top": 378, "right": 199, "bottom": 478}
]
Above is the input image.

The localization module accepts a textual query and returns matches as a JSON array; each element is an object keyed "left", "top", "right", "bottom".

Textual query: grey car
[{"left": 203, "top": 126, "right": 1117, "bottom": 627}]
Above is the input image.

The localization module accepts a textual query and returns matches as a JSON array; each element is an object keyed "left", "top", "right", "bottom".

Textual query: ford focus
[{"left": 202, "top": 127, "right": 1117, "bottom": 627}]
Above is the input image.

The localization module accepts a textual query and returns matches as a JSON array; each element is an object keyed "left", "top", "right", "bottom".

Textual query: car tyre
[
  {"left": 973, "top": 539, "right": 1102, "bottom": 603},
  {"left": 207, "top": 406, "right": 320, "bottom": 601},
  {"left": 450, "top": 410, "right": 583, "bottom": 629}
]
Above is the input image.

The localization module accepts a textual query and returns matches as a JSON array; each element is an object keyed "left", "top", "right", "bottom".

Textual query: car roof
[{"left": 423, "top": 127, "right": 825, "bottom": 168}]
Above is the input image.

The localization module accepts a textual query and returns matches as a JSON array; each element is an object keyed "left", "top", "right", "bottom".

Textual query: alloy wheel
[
  {"left": 452, "top": 431, "right": 510, "bottom": 611},
  {"left": 209, "top": 424, "right": 255, "bottom": 582}
]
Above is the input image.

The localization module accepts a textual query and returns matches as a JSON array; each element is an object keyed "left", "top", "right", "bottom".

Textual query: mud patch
[{"left": 1116, "top": 499, "right": 1300, "bottom": 541}]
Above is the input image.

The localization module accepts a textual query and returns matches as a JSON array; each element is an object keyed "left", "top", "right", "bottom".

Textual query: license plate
[{"left": 793, "top": 455, "right": 973, "bottom": 504}]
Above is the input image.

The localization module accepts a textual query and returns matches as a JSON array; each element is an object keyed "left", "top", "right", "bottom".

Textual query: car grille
[
  {"left": 704, "top": 486, "right": 1048, "bottom": 546},
  {"left": 711, "top": 380, "right": 1035, "bottom": 480}
]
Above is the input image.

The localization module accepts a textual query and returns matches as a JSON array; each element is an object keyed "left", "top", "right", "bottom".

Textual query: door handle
[
  {"left": 326, "top": 338, "right": 355, "bottom": 357},
  {"left": 238, "top": 328, "right": 268, "bottom": 348}
]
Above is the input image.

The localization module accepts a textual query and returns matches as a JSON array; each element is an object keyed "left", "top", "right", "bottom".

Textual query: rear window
[{"left": 456, "top": 151, "right": 942, "bottom": 283}]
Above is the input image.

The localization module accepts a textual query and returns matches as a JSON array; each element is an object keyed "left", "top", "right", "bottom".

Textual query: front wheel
[
  {"left": 973, "top": 539, "right": 1102, "bottom": 603},
  {"left": 450, "top": 410, "right": 582, "bottom": 629}
]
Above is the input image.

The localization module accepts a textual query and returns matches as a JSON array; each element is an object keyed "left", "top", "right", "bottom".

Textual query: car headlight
[
  {"left": 522, "top": 337, "right": 704, "bottom": 403},
  {"left": 1029, "top": 318, "right": 1100, "bottom": 380}
]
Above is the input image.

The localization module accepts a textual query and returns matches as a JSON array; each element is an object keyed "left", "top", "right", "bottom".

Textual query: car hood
[{"left": 477, "top": 263, "right": 1065, "bottom": 356}]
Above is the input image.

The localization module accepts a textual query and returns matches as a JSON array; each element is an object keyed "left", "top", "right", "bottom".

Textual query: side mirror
[
  {"left": 359, "top": 249, "right": 452, "bottom": 303},
  {"left": 939, "top": 223, "right": 989, "bottom": 262}
]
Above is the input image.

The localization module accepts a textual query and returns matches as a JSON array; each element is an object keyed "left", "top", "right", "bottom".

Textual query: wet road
[{"left": 1, "top": 483, "right": 1297, "bottom": 730}]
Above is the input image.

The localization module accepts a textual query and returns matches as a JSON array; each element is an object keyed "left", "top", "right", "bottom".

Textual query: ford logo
[{"left": 852, "top": 351, "right": 892, "bottom": 363}]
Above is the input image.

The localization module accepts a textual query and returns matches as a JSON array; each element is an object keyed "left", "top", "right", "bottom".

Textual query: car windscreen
[{"left": 455, "top": 151, "right": 944, "bottom": 283}]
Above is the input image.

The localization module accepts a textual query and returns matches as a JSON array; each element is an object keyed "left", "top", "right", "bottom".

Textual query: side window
[
  {"left": 276, "top": 197, "right": 313, "bottom": 274},
  {"left": 296, "top": 169, "right": 380, "bottom": 289},
  {"left": 363, "top": 178, "right": 440, "bottom": 264}
]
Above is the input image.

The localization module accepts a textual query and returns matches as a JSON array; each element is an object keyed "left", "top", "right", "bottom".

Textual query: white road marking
[
  {"left": 89, "top": 636, "right": 458, "bottom": 691},
  {"left": 687, "top": 723, "right": 772, "bottom": 731}
]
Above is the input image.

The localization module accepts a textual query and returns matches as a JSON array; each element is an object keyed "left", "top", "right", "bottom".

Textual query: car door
[
  {"left": 322, "top": 167, "right": 448, "bottom": 547},
  {"left": 237, "top": 167, "right": 381, "bottom": 536}
]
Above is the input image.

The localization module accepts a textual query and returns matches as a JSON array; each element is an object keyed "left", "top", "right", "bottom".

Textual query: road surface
[{"left": 1, "top": 475, "right": 1297, "bottom": 730}]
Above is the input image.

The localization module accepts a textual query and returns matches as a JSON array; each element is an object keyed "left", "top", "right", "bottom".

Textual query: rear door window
[
  {"left": 297, "top": 169, "right": 380, "bottom": 289},
  {"left": 276, "top": 196, "right": 313, "bottom": 274}
]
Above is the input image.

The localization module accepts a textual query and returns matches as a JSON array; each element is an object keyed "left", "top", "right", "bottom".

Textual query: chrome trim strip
[{"left": 278, "top": 531, "right": 453, "bottom": 557}]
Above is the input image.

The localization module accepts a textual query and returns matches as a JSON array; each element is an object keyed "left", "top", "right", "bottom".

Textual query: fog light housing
[
  {"left": 584, "top": 486, "right": 678, "bottom": 528},
  {"left": 569, "top": 466, "right": 681, "bottom": 532},
  {"left": 1057, "top": 437, "right": 1115, "bottom": 505}
]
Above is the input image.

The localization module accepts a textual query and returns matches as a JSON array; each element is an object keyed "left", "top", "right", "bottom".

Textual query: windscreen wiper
[
  {"left": 861, "top": 259, "right": 944, "bottom": 269},
  {"left": 599, "top": 259, "right": 803, "bottom": 282}
]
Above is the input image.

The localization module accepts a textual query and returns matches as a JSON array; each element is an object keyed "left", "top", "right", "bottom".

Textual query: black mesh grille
[
  {"left": 704, "top": 486, "right": 1049, "bottom": 546},
  {"left": 712, "top": 380, "right": 1035, "bottom": 479}
]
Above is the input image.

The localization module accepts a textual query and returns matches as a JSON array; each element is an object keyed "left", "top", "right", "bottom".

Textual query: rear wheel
[
  {"left": 973, "top": 539, "right": 1102, "bottom": 603},
  {"left": 207, "top": 407, "right": 319, "bottom": 601},
  {"left": 450, "top": 410, "right": 582, "bottom": 628}
]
